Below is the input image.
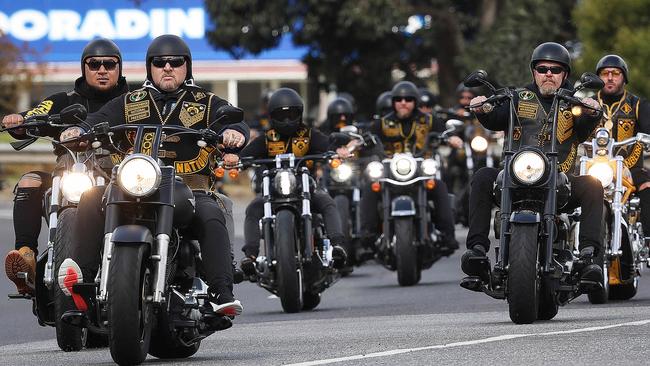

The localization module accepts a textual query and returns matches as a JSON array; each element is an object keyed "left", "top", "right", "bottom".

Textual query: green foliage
[
  {"left": 460, "top": 0, "right": 577, "bottom": 88},
  {"left": 574, "top": 0, "right": 650, "bottom": 97}
]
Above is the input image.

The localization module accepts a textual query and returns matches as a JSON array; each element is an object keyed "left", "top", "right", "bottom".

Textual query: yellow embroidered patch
[
  {"left": 125, "top": 101, "right": 150, "bottom": 123},
  {"left": 179, "top": 102, "right": 206, "bottom": 127},
  {"left": 517, "top": 101, "right": 539, "bottom": 119},
  {"left": 557, "top": 110, "right": 574, "bottom": 144}
]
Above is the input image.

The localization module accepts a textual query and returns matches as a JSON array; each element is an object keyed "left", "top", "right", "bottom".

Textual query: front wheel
[
  {"left": 333, "top": 195, "right": 353, "bottom": 271},
  {"left": 507, "top": 223, "right": 540, "bottom": 324},
  {"left": 53, "top": 208, "right": 86, "bottom": 352},
  {"left": 108, "top": 244, "right": 153, "bottom": 365},
  {"left": 275, "top": 210, "right": 302, "bottom": 313},
  {"left": 394, "top": 218, "right": 419, "bottom": 286}
]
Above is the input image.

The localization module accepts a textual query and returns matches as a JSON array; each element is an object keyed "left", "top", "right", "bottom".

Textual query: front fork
[
  {"left": 43, "top": 176, "right": 61, "bottom": 288},
  {"left": 301, "top": 168, "right": 313, "bottom": 261}
]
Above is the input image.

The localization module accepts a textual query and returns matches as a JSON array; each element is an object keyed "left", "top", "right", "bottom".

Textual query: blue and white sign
[{"left": 0, "top": 0, "right": 305, "bottom": 62}]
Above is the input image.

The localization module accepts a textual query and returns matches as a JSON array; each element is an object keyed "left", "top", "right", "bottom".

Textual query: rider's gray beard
[{"left": 539, "top": 84, "right": 558, "bottom": 96}]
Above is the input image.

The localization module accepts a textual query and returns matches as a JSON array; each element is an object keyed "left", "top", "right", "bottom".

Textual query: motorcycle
[
  {"left": 577, "top": 128, "right": 650, "bottom": 303},
  {"left": 240, "top": 152, "right": 343, "bottom": 313},
  {"left": 459, "top": 70, "right": 605, "bottom": 324},
  {"left": 61, "top": 107, "right": 242, "bottom": 365},
  {"left": 3, "top": 104, "right": 108, "bottom": 351},
  {"left": 365, "top": 120, "right": 461, "bottom": 286},
  {"left": 323, "top": 125, "right": 378, "bottom": 271}
]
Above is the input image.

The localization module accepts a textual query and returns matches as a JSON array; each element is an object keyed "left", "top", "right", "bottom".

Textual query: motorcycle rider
[
  {"left": 239, "top": 88, "right": 349, "bottom": 273},
  {"left": 321, "top": 97, "right": 355, "bottom": 134},
  {"left": 418, "top": 88, "right": 438, "bottom": 115},
  {"left": 595, "top": 54, "right": 650, "bottom": 236},
  {"left": 373, "top": 91, "right": 393, "bottom": 122},
  {"left": 461, "top": 42, "right": 604, "bottom": 285},
  {"left": 2, "top": 38, "right": 128, "bottom": 295},
  {"left": 359, "top": 81, "right": 463, "bottom": 254},
  {"left": 57, "top": 34, "right": 247, "bottom": 317}
]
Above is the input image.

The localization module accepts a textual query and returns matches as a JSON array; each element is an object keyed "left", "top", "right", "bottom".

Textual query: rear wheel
[
  {"left": 53, "top": 208, "right": 86, "bottom": 352},
  {"left": 302, "top": 292, "right": 321, "bottom": 311},
  {"left": 610, "top": 277, "right": 638, "bottom": 300},
  {"left": 108, "top": 244, "right": 153, "bottom": 365},
  {"left": 507, "top": 224, "right": 540, "bottom": 324},
  {"left": 395, "top": 218, "right": 419, "bottom": 286},
  {"left": 537, "top": 280, "right": 558, "bottom": 320},
  {"left": 275, "top": 210, "right": 302, "bottom": 313}
]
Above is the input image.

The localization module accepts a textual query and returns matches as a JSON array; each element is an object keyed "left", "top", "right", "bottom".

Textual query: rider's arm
[
  {"left": 475, "top": 102, "right": 509, "bottom": 132},
  {"left": 7, "top": 92, "right": 69, "bottom": 140},
  {"left": 574, "top": 108, "right": 602, "bottom": 142},
  {"left": 209, "top": 98, "right": 250, "bottom": 153},
  {"left": 310, "top": 129, "right": 332, "bottom": 154},
  {"left": 240, "top": 135, "right": 267, "bottom": 159},
  {"left": 636, "top": 98, "right": 650, "bottom": 135}
]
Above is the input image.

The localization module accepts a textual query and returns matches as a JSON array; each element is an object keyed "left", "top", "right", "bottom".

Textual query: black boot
[
  {"left": 578, "top": 246, "right": 603, "bottom": 287},
  {"left": 461, "top": 245, "right": 488, "bottom": 276}
]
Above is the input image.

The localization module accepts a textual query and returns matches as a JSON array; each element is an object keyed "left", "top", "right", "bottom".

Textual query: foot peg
[
  {"left": 460, "top": 276, "right": 484, "bottom": 292},
  {"left": 203, "top": 314, "right": 233, "bottom": 331}
]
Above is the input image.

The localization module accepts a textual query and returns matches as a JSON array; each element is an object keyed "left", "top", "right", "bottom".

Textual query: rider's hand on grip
[{"left": 469, "top": 96, "right": 488, "bottom": 114}]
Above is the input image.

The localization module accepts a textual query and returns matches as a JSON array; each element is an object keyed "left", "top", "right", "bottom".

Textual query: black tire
[
  {"left": 394, "top": 218, "right": 419, "bottom": 286},
  {"left": 302, "top": 292, "right": 321, "bottom": 311},
  {"left": 507, "top": 224, "right": 540, "bottom": 324},
  {"left": 149, "top": 311, "right": 200, "bottom": 359},
  {"left": 275, "top": 210, "right": 302, "bottom": 313},
  {"left": 53, "top": 208, "right": 86, "bottom": 352},
  {"left": 333, "top": 195, "right": 354, "bottom": 270},
  {"left": 108, "top": 244, "right": 153, "bottom": 365},
  {"left": 610, "top": 277, "right": 638, "bottom": 300},
  {"left": 537, "top": 280, "right": 558, "bottom": 320}
]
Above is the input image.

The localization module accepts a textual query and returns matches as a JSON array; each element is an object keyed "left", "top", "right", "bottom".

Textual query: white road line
[{"left": 286, "top": 319, "right": 650, "bottom": 366}]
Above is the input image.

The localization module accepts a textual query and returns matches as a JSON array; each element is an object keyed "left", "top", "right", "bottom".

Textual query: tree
[
  {"left": 0, "top": 31, "right": 40, "bottom": 115},
  {"left": 573, "top": 0, "right": 650, "bottom": 98}
]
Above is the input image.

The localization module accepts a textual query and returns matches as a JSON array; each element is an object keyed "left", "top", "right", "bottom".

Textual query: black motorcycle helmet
[
  {"left": 530, "top": 42, "right": 571, "bottom": 78},
  {"left": 327, "top": 98, "right": 354, "bottom": 131},
  {"left": 268, "top": 88, "right": 304, "bottom": 136},
  {"left": 145, "top": 34, "right": 193, "bottom": 82},
  {"left": 81, "top": 38, "right": 122, "bottom": 78},
  {"left": 391, "top": 81, "right": 420, "bottom": 106},
  {"left": 596, "top": 54, "right": 629, "bottom": 83},
  {"left": 375, "top": 91, "right": 392, "bottom": 116},
  {"left": 337, "top": 92, "right": 357, "bottom": 113},
  {"left": 418, "top": 88, "right": 437, "bottom": 108}
]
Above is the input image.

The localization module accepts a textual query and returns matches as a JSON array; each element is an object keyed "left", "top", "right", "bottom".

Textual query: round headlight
[
  {"left": 366, "top": 161, "right": 384, "bottom": 180},
  {"left": 512, "top": 151, "right": 546, "bottom": 184},
  {"left": 117, "top": 154, "right": 161, "bottom": 197},
  {"left": 470, "top": 136, "right": 488, "bottom": 152},
  {"left": 61, "top": 172, "right": 94, "bottom": 203},
  {"left": 273, "top": 170, "right": 296, "bottom": 196},
  {"left": 421, "top": 159, "right": 437, "bottom": 176},
  {"left": 389, "top": 154, "right": 417, "bottom": 181},
  {"left": 588, "top": 162, "right": 614, "bottom": 187},
  {"left": 331, "top": 163, "right": 353, "bottom": 183}
]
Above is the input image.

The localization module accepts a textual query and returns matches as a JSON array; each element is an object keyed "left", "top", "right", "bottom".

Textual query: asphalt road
[{"left": 1, "top": 200, "right": 650, "bottom": 365}]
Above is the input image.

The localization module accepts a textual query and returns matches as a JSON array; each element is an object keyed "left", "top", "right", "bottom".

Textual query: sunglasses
[
  {"left": 271, "top": 107, "right": 302, "bottom": 121},
  {"left": 151, "top": 56, "right": 186, "bottom": 68},
  {"left": 85, "top": 59, "right": 118, "bottom": 71},
  {"left": 393, "top": 97, "right": 416, "bottom": 103},
  {"left": 534, "top": 65, "right": 565, "bottom": 75},
  {"left": 599, "top": 69, "right": 623, "bottom": 77}
]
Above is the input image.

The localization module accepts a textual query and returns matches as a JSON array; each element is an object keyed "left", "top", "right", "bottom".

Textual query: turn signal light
[
  {"left": 371, "top": 182, "right": 381, "bottom": 192},
  {"left": 330, "top": 159, "right": 341, "bottom": 168},
  {"left": 229, "top": 169, "right": 239, "bottom": 179},
  {"left": 426, "top": 179, "right": 436, "bottom": 190},
  {"left": 214, "top": 166, "right": 225, "bottom": 178}
]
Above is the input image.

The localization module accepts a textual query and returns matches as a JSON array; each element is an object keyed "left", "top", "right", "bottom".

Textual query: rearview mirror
[
  {"left": 60, "top": 103, "right": 87, "bottom": 124},
  {"left": 463, "top": 70, "right": 489, "bottom": 88},
  {"left": 578, "top": 72, "right": 605, "bottom": 91}
]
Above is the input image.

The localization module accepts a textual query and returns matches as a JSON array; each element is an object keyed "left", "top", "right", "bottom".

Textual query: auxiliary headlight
[
  {"left": 61, "top": 172, "right": 94, "bottom": 203},
  {"left": 421, "top": 159, "right": 437, "bottom": 176},
  {"left": 588, "top": 162, "right": 614, "bottom": 188},
  {"left": 273, "top": 170, "right": 296, "bottom": 196},
  {"left": 117, "top": 154, "right": 161, "bottom": 197},
  {"left": 470, "top": 136, "right": 488, "bottom": 152},
  {"left": 512, "top": 151, "right": 546, "bottom": 184},
  {"left": 366, "top": 161, "right": 384, "bottom": 179},
  {"left": 331, "top": 163, "right": 353, "bottom": 183}
]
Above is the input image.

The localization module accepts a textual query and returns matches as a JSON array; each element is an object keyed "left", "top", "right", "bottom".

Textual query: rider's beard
[{"left": 539, "top": 83, "right": 558, "bottom": 97}]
